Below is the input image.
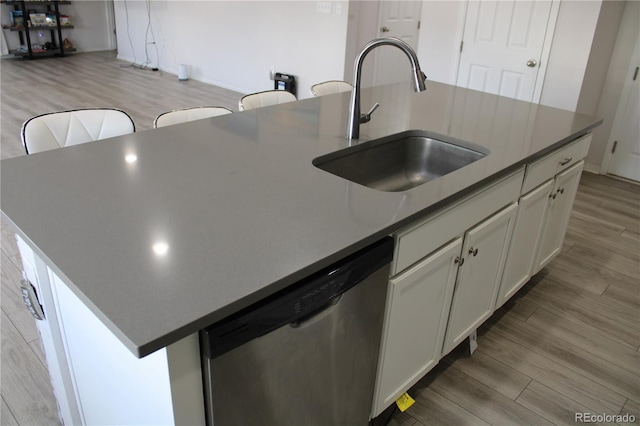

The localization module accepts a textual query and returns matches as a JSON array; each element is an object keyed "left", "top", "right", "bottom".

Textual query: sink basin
[{"left": 313, "top": 130, "right": 489, "bottom": 192}]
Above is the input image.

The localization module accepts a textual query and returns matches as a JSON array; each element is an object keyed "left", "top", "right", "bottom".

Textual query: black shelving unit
[{"left": 1, "top": 0, "right": 75, "bottom": 58}]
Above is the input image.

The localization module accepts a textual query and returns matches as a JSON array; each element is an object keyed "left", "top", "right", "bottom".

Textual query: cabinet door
[
  {"left": 496, "top": 180, "right": 553, "bottom": 308},
  {"left": 442, "top": 203, "right": 517, "bottom": 355},
  {"left": 533, "top": 161, "right": 584, "bottom": 273},
  {"left": 371, "top": 238, "right": 462, "bottom": 417}
]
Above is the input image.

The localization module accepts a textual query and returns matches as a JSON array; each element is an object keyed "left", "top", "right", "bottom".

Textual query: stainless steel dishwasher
[{"left": 200, "top": 237, "right": 393, "bottom": 426}]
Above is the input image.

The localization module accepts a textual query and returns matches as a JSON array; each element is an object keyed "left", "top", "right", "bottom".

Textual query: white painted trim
[
  {"left": 601, "top": 32, "right": 640, "bottom": 175},
  {"left": 105, "top": 0, "right": 117, "bottom": 51},
  {"left": 532, "top": 0, "right": 561, "bottom": 103},
  {"left": 451, "top": 0, "right": 469, "bottom": 85}
]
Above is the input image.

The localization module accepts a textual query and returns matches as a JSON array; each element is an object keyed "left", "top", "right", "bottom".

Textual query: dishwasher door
[{"left": 200, "top": 237, "right": 393, "bottom": 426}]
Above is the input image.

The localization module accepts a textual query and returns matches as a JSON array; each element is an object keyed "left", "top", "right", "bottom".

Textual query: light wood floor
[{"left": 1, "top": 52, "right": 639, "bottom": 425}]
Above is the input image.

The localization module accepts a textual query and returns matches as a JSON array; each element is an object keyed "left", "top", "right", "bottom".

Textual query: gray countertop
[{"left": 1, "top": 81, "right": 601, "bottom": 357}]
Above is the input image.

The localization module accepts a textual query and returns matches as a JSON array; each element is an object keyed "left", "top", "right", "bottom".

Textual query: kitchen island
[{"left": 1, "top": 81, "right": 601, "bottom": 424}]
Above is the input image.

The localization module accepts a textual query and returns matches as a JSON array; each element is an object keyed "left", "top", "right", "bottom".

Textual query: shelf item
[
  {"left": 10, "top": 47, "right": 75, "bottom": 57},
  {"left": 1, "top": 0, "right": 74, "bottom": 59},
  {"left": 3, "top": 24, "right": 74, "bottom": 31}
]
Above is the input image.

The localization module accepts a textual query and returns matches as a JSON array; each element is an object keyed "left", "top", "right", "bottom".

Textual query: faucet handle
[{"left": 360, "top": 102, "right": 380, "bottom": 124}]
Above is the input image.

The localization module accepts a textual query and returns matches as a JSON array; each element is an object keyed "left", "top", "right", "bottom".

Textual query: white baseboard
[{"left": 583, "top": 162, "right": 601, "bottom": 175}]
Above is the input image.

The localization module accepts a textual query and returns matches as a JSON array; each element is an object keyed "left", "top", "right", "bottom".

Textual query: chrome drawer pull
[{"left": 559, "top": 157, "right": 573, "bottom": 166}]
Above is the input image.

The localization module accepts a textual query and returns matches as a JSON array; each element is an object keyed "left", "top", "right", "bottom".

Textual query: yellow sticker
[{"left": 395, "top": 392, "right": 415, "bottom": 412}]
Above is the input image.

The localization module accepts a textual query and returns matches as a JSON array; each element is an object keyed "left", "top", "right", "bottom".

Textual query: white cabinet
[
  {"left": 496, "top": 134, "right": 590, "bottom": 308},
  {"left": 372, "top": 129, "right": 590, "bottom": 416},
  {"left": 372, "top": 169, "right": 524, "bottom": 417},
  {"left": 371, "top": 238, "right": 461, "bottom": 416},
  {"left": 442, "top": 202, "right": 517, "bottom": 355},
  {"left": 533, "top": 161, "right": 584, "bottom": 273},
  {"left": 496, "top": 180, "right": 553, "bottom": 307}
]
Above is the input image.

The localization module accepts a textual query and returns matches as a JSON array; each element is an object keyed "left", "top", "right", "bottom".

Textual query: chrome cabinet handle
[
  {"left": 455, "top": 256, "right": 465, "bottom": 266},
  {"left": 381, "top": 26, "right": 390, "bottom": 33},
  {"left": 559, "top": 157, "right": 573, "bottom": 166},
  {"left": 527, "top": 59, "right": 537, "bottom": 67},
  {"left": 557, "top": 187, "right": 565, "bottom": 195},
  {"left": 549, "top": 193, "right": 557, "bottom": 199},
  {"left": 468, "top": 247, "right": 478, "bottom": 256}
]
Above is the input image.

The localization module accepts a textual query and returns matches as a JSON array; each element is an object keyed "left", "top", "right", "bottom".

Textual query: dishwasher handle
[
  {"left": 200, "top": 237, "right": 394, "bottom": 359},
  {"left": 289, "top": 295, "right": 342, "bottom": 329}
]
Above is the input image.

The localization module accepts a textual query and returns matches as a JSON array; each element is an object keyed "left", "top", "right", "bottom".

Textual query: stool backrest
[
  {"left": 153, "top": 106, "right": 233, "bottom": 128},
  {"left": 22, "top": 108, "right": 135, "bottom": 154},
  {"left": 310, "top": 80, "right": 352, "bottom": 97},
  {"left": 238, "top": 90, "right": 297, "bottom": 111}
]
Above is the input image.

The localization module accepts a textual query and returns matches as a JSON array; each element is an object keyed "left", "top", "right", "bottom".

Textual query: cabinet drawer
[
  {"left": 522, "top": 133, "right": 591, "bottom": 194},
  {"left": 393, "top": 167, "right": 524, "bottom": 274}
]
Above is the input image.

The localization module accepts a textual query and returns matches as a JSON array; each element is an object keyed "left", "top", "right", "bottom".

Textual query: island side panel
[
  {"left": 16, "top": 234, "right": 205, "bottom": 425},
  {"left": 16, "top": 234, "right": 82, "bottom": 425}
]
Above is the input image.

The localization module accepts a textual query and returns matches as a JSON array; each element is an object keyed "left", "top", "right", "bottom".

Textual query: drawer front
[
  {"left": 522, "top": 133, "right": 591, "bottom": 194},
  {"left": 393, "top": 167, "right": 525, "bottom": 274}
]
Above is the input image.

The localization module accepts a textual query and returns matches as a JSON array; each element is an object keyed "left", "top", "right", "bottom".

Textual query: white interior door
[
  {"left": 607, "top": 35, "right": 640, "bottom": 182},
  {"left": 456, "top": 1, "right": 556, "bottom": 102},
  {"left": 372, "top": 1, "right": 422, "bottom": 86}
]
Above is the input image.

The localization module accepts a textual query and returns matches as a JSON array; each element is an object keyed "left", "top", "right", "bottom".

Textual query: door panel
[
  {"left": 372, "top": 238, "right": 461, "bottom": 417},
  {"left": 442, "top": 203, "right": 517, "bottom": 355},
  {"left": 499, "top": 71, "right": 523, "bottom": 97},
  {"left": 496, "top": 180, "right": 553, "bottom": 309},
  {"left": 457, "top": 1, "right": 554, "bottom": 102},
  {"left": 534, "top": 161, "right": 584, "bottom": 273},
  {"left": 468, "top": 65, "right": 490, "bottom": 92}
]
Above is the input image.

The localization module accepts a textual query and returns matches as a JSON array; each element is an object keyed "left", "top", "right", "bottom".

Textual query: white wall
[
  {"left": 1, "top": 0, "right": 113, "bottom": 53},
  {"left": 416, "top": 1, "right": 465, "bottom": 85},
  {"left": 109, "top": 0, "right": 631, "bottom": 171},
  {"left": 113, "top": 0, "right": 348, "bottom": 99},
  {"left": 343, "top": 1, "right": 380, "bottom": 87},
  {"left": 538, "top": 0, "right": 602, "bottom": 111}
]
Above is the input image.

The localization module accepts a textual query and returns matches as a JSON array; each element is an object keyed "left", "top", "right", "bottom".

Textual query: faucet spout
[{"left": 347, "top": 37, "right": 427, "bottom": 140}]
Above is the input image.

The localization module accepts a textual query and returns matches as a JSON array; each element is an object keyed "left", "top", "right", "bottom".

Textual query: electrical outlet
[{"left": 316, "top": 1, "right": 332, "bottom": 14}]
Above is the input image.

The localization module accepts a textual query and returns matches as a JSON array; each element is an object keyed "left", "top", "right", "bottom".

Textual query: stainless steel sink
[{"left": 313, "top": 130, "right": 489, "bottom": 192}]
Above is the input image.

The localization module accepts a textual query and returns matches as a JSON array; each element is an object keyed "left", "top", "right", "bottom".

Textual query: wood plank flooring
[{"left": 1, "top": 52, "right": 638, "bottom": 425}]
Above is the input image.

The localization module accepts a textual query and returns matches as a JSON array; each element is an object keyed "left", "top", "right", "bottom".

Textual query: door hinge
[
  {"left": 460, "top": 40, "right": 464, "bottom": 53},
  {"left": 612, "top": 140, "right": 618, "bottom": 154},
  {"left": 633, "top": 66, "right": 639, "bottom": 81}
]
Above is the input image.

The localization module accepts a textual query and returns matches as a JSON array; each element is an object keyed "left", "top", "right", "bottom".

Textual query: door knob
[
  {"left": 527, "top": 59, "right": 537, "bottom": 68},
  {"left": 381, "top": 26, "right": 390, "bottom": 33}
]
